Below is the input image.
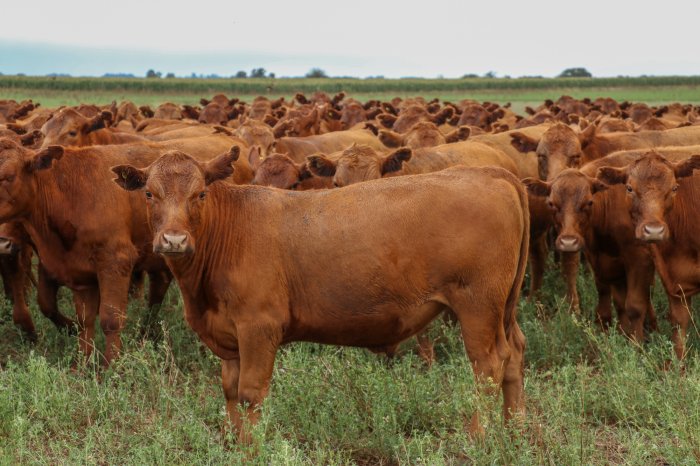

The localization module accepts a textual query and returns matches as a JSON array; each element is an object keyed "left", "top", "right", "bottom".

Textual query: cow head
[
  {"left": 596, "top": 152, "right": 700, "bottom": 242},
  {"left": 307, "top": 144, "right": 412, "bottom": 187},
  {"left": 112, "top": 147, "right": 240, "bottom": 256},
  {"left": 40, "top": 108, "right": 112, "bottom": 148},
  {"left": 235, "top": 119, "right": 275, "bottom": 159},
  {"left": 0, "top": 139, "right": 64, "bottom": 222},
  {"left": 523, "top": 169, "right": 608, "bottom": 252},
  {"left": 510, "top": 123, "right": 585, "bottom": 181},
  {"left": 250, "top": 152, "right": 325, "bottom": 190},
  {"left": 379, "top": 121, "right": 446, "bottom": 149}
]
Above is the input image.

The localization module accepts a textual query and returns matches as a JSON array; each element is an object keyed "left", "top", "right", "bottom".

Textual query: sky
[{"left": 1, "top": 0, "right": 698, "bottom": 78}]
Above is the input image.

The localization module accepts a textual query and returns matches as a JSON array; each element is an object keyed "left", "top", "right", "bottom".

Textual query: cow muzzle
[
  {"left": 556, "top": 235, "right": 582, "bottom": 252},
  {"left": 154, "top": 231, "right": 193, "bottom": 256},
  {"left": 639, "top": 222, "right": 667, "bottom": 242}
]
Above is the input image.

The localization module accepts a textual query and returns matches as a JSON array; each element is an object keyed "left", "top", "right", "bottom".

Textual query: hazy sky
[{"left": 1, "top": 0, "right": 698, "bottom": 78}]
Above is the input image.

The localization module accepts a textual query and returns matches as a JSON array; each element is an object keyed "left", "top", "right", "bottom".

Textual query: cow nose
[
  {"left": 557, "top": 235, "right": 581, "bottom": 252},
  {"left": 159, "top": 233, "right": 189, "bottom": 253},
  {"left": 642, "top": 223, "right": 666, "bottom": 241},
  {"left": 0, "top": 237, "right": 13, "bottom": 255}
]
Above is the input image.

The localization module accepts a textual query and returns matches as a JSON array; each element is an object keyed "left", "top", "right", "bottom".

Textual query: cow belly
[{"left": 288, "top": 299, "right": 446, "bottom": 348}]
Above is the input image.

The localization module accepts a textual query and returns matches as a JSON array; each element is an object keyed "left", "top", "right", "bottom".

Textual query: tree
[
  {"left": 234, "top": 70, "right": 247, "bottom": 78},
  {"left": 483, "top": 71, "right": 497, "bottom": 78},
  {"left": 250, "top": 67, "right": 267, "bottom": 78},
  {"left": 558, "top": 67, "right": 592, "bottom": 78},
  {"left": 305, "top": 68, "right": 328, "bottom": 78},
  {"left": 146, "top": 69, "right": 162, "bottom": 78},
  {"left": 165, "top": 72, "right": 175, "bottom": 79}
]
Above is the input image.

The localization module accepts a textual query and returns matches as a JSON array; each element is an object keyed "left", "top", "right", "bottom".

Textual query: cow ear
[
  {"left": 509, "top": 132, "right": 539, "bottom": 153},
  {"left": 578, "top": 123, "right": 596, "bottom": 148},
  {"left": 297, "top": 162, "right": 314, "bottom": 181},
  {"left": 83, "top": 111, "right": 112, "bottom": 133},
  {"left": 445, "top": 125, "right": 471, "bottom": 143},
  {"left": 20, "top": 130, "right": 42, "bottom": 147},
  {"left": 377, "top": 113, "right": 397, "bottom": 129},
  {"left": 204, "top": 146, "right": 239, "bottom": 185},
  {"left": 522, "top": 178, "right": 551, "bottom": 197},
  {"left": 378, "top": 129, "right": 404, "bottom": 148},
  {"left": 200, "top": 98, "right": 210, "bottom": 106},
  {"left": 596, "top": 166, "right": 628, "bottom": 186},
  {"left": 381, "top": 147, "right": 412, "bottom": 175},
  {"left": 26, "top": 146, "right": 63, "bottom": 172},
  {"left": 431, "top": 107, "right": 454, "bottom": 125},
  {"left": 364, "top": 122, "right": 379, "bottom": 136},
  {"left": 673, "top": 154, "right": 700, "bottom": 179},
  {"left": 247, "top": 145, "right": 262, "bottom": 172},
  {"left": 306, "top": 154, "right": 337, "bottom": 178},
  {"left": 112, "top": 165, "right": 148, "bottom": 191}
]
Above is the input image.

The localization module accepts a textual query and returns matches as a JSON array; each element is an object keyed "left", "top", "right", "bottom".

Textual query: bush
[{"left": 559, "top": 67, "right": 593, "bottom": 78}]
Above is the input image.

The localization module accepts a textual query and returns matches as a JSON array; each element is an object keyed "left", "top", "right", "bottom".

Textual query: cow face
[
  {"left": 511, "top": 123, "right": 584, "bottom": 181},
  {"left": 380, "top": 121, "right": 446, "bottom": 149},
  {"left": 40, "top": 108, "right": 112, "bottom": 148},
  {"left": 235, "top": 120, "right": 275, "bottom": 159},
  {"left": 250, "top": 153, "right": 319, "bottom": 190},
  {"left": 0, "top": 139, "right": 63, "bottom": 222},
  {"left": 596, "top": 152, "right": 700, "bottom": 242},
  {"left": 112, "top": 147, "right": 239, "bottom": 256},
  {"left": 524, "top": 169, "right": 607, "bottom": 252},
  {"left": 306, "top": 145, "right": 412, "bottom": 187}
]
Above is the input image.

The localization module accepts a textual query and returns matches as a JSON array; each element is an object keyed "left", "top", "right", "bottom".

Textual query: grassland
[
  {"left": 2, "top": 76, "right": 700, "bottom": 115},
  {"left": 0, "top": 261, "right": 699, "bottom": 465}
]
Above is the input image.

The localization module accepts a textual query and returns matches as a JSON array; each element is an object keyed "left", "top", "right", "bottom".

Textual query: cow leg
[
  {"left": 451, "top": 293, "right": 512, "bottom": 436},
  {"left": 73, "top": 287, "right": 100, "bottom": 361},
  {"left": 129, "top": 269, "right": 145, "bottom": 301},
  {"left": 611, "top": 285, "right": 627, "bottom": 331},
  {"left": 527, "top": 233, "right": 547, "bottom": 300},
  {"left": 594, "top": 279, "right": 613, "bottom": 330},
  {"left": 37, "top": 263, "right": 75, "bottom": 331},
  {"left": 139, "top": 270, "right": 172, "bottom": 340},
  {"left": 501, "top": 322, "right": 526, "bottom": 422},
  {"left": 97, "top": 272, "right": 130, "bottom": 365},
  {"left": 221, "top": 356, "right": 241, "bottom": 438},
  {"left": 415, "top": 330, "right": 435, "bottom": 367},
  {"left": 560, "top": 251, "right": 580, "bottom": 313},
  {"left": 668, "top": 295, "right": 691, "bottom": 360},
  {"left": 619, "top": 266, "right": 654, "bottom": 342},
  {"left": 0, "top": 251, "right": 35, "bottom": 339},
  {"left": 233, "top": 324, "right": 281, "bottom": 444}
]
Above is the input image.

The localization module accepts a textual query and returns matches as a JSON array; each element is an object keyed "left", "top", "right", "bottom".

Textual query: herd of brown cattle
[{"left": 1, "top": 92, "right": 700, "bottom": 442}]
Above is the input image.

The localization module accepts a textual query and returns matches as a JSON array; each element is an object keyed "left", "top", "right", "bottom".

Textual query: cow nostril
[{"left": 163, "top": 234, "right": 187, "bottom": 246}]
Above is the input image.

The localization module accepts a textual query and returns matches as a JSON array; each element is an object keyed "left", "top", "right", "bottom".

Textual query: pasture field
[
  {"left": 2, "top": 76, "right": 700, "bottom": 114},
  {"left": 1, "top": 264, "right": 699, "bottom": 465}
]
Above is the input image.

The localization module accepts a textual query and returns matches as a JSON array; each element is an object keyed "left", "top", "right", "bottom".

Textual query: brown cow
[
  {"left": 379, "top": 121, "right": 471, "bottom": 149},
  {"left": 377, "top": 105, "right": 454, "bottom": 133},
  {"left": 596, "top": 152, "right": 700, "bottom": 359},
  {"left": 40, "top": 108, "right": 146, "bottom": 147},
  {"left": 275, "top": 129, "right": 386, "bottom": 163},
  {"left": 249, "top": 150, "right": 330, "bottom": 190},
  {"left": 0, "top": 138, "right": 186, "bottom": 363},
  {"left": 307, "top": 141, "right": 517, "bottom": 187},
  {"left": 581, "top": 124, "right": 700, "bottom": 160},
  {"left": 113, "top": 149, "right": 528, "bottom": 443},
  {"left": 154, "top": 102, "right": 184, "bottom": 120}
]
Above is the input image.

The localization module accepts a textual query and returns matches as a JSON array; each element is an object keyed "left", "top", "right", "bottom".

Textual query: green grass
[{"left": 1, "top": 261, "right": 699, "bottom": 465}]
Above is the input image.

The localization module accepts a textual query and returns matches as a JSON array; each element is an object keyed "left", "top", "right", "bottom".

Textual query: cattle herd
[{"left": 1, "top": 92, "right": 700, "bottom": 443}]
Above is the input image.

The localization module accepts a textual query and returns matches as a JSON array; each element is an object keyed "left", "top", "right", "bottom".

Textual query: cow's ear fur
[
  {"left": 510, "top": 132, "right": 539, "bottom": 154},
  {"left": 381, "top": 147, "right": 412, "bottom": 175},
  {"left": 596, "top": 166, "right": 628, "bottom": 186},
  {"left": 431, "top": 107, "right": 454, "bottom": 125},
  {"left": 364, "top": 122, "right": 379, "bottom": 135},
  {"left": 112, "top": 164, "right": 148, "bottom": 191},
  {"left": 297, "top": 162, "right": 314, "bottom": 181},
  {"left": 307, "top": 154, "right": 337, "bottom": 178},
  {"left": 378, "top": 129, "right": 404, "bottom": 148},
  {"left": 445, "top": 125, "right": 471, "bottom": 143},
  {"left": 522, "top": 178, "right": 551, "bottom": 197},
  {"left": 204, "top": 146, "right": 239, "bottom": 185},
  {"left": 377, "top": 113, "right": 397, "bottom": 129},
  {"left": 673, "top": 154, "right": 700, "bottom": 179},
  {"left": 588, "top": 176, "right": 609, "bottom": 194},
  {"left": 84, "top": 111, "right": 112, "bottom": 133},
  {"left": 27, "top": 146, "right": 64, "bottom": 172}
]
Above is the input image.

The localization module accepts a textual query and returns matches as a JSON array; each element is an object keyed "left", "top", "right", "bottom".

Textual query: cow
[
  {"left": 40, "top": 108, "right": 146, "bottom": 147},
  {"left": 0, "top": 138, "right": 181, "bottom": 364},
  {"left": 378, "top": 121, "right": 471, "bottom": 149},
  {"left": 306, "top": 141, "right": 517, "bottom": 187},
  {"left": 581, "top": 124, "right": 700, "bottom": 161},
  {"left": 595, "top": 151, "right": 700, "bottom": 359},
  {"left": 275, "top": 129, "right": 387, "bottom": 163},
  {"left": 112, "top": 148, "right": 529, "bottom": 443},
  {"left": 377, "top": 104, "right": 454, "bottom": 133},
  {"left": 248, "top": 150, "right": 330, "bottom": 190}
]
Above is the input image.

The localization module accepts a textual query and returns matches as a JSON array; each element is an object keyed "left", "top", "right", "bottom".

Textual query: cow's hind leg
[{"left": 448, "top": 289, "right": 513, "bottom": 437}]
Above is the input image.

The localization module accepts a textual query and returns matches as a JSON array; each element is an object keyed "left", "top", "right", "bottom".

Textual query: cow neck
[
  {"left": 21, "top": 165, "right": 80, "bottom": 263},
  {"left": 166, "top": 184, "right": 249, "bottom": 303}
]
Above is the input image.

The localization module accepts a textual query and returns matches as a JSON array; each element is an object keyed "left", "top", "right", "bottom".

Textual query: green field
[{"left": 2, "top": 76, "right": 700, "bottom": 115}]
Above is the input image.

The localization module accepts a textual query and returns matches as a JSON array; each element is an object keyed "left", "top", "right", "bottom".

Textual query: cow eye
[
  {"left": 333, "top": 182, "right": 340, "bottom": 188},
  {"left": 68, "top": 131, "right": 77, "bottom": 137},
  {"left": 199, "top": 191, "right": 207, "bottom": 200},
  {"left": 626, "top": 185, "right": 633, "bottom": 193},
  {"left": 145, "top": 191, "right": 153, "bottom": 200},
  {"left": 672, "top": 184, "right": 679, "bottom": 192},
  {"left": 3, "top": 175, "right": 15, "bottom": 183}
]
